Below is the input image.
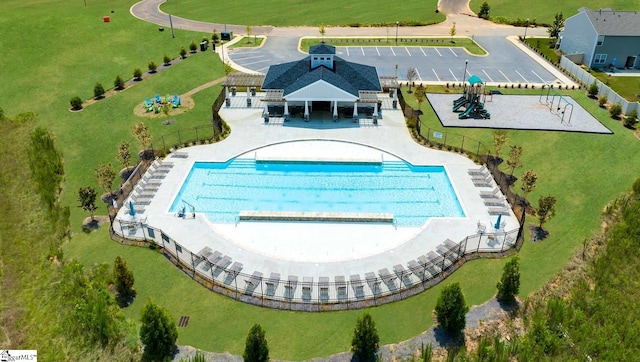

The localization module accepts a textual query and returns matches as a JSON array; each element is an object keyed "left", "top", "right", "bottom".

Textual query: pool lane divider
[{"left": 238, "top": 211, "right": 394, "bottom": 223}]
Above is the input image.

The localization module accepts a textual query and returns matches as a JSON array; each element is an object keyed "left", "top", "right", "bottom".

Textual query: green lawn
[
  {"left": 229, "top": 36, "right": 265, "bottom": 48},
  {"left": 5, "top": 0, "right": 640, "bottom": 359},
  {"left": 469, "top": 0, "right": 639, "bottom": 25},
  {"left": 589, "top": 70, "right": 640, "bottom": 102},
  {"left": 161, "top": 0, "right": 444, "bottom": 27},
  {"left": 301, "top": 37, "right": 487, "bottom": 55}
]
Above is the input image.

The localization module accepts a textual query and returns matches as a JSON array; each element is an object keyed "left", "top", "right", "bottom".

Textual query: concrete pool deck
[{"left": 116, "top": 94, "right": 519, "bottom": 302}]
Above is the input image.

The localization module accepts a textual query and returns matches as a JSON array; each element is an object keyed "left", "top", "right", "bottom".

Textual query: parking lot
[{"left": 229, "top": 36, "right": 561, "bottom": 84}]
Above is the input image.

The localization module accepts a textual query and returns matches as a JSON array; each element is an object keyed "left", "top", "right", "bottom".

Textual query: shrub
[
  {"left": 114, "top": 75, "right": 125, "bottom": 90},
  {"left": 163, "top": 54, "right": 171, "bottom": 65},
  {"left": 148, "top": 61, "right": 158, "bottom": 73},
  {"left": 609, "top": 103, "right": 622, "bottom": 119},
  {"left": 140, "top": 300, "right": 178, "bottom": 361},
  {"left": 598, "top": 95, "right": 608, "bottom": 107},
  {"left": 212, "top": 29, "right": 219, "bottom": 43},
  {"left": 69, "top": 96, "right": 83, "bottom": 110},
  {"left": 588, "top": 80, "right": 599, "bottom": 98},
  {"left": 435, "top": 282, "right": 469, "bottom": 335},
  {"left": 93, "top": 82, "right": 105, "bottom": 99},
  {"left": 497, "top": 256, "right": 520, "bottom": 304},
  {"left": 351, "top": 313, "right": 379, "bottom": 361},
  {"left": 113, "top": 256, "right": 135, "bottom": 303},
  {"left": 624, "top": 109, "right": 638, "bottom": 129},
  {"left": 179, "top": 47, "right": 187, "bottom": 59},
  {"left": 189, "top": 40, "right": 198, "bottom": 53},
  {"left": 133, "top": 68, "right": 143, "bottom": 81},
  {"left": 243, "top": 324, "right": 269, "bottom": 362},
  {"left": 478, "top": 1, "right": 490, "bottom": 19}
]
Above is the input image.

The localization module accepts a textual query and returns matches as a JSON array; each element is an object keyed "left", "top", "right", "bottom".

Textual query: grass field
[
  {"left": 300, "top": 37, "right": 487, "bottom": 55},
  {"left": 161, "top": 0, "right": 444, "bottom": 27},
  {"left": 469, "top": 0, "right": 639, "bottom": 25},
  {"left": 3, "top": 0, "right": 640, "bottom": 359},
  {"left": 589, "top": 70, "right": 640, "bottom": 102}
]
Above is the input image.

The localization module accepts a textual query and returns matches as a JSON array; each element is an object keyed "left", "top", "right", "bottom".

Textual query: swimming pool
[{"left": 170, "top": 159, "right": 464, "bottom": 226}]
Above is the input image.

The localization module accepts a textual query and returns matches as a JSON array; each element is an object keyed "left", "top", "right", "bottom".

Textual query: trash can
[
  {"left": 221, "top": 31, "right": 233, "bottom": 41},
  {"left": 200, "top": 41, "right": 208, "bottom": 52}
]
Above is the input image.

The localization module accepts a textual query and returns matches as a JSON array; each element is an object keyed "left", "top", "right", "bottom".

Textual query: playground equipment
[
  {"left": 452, "top": 75, "right": 491, "bottom": 119},
  {"left": 539, "top": 85, "right": 573, "bottom": 125}
]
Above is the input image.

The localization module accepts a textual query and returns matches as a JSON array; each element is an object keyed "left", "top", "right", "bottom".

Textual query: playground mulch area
[{"left": 427, "top": 94, "right": 612, "bottom": 134}]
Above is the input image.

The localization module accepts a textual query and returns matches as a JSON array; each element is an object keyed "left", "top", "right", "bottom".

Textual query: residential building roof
[
  {"left": 579, "top": 8, "right": 640, "bottom": 36},
  {"left": 309, "top": 43, "right": 336, "bottom": 55}
]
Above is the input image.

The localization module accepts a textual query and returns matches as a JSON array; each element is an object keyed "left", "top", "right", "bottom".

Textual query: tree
[
  {"left": 95, "top": 163, "right": 116, "bottom": 193},
  {"left": 212, "top": 29, "right": 219, "bottom": 43},
  {"left": 116, "top": 141, "right": 132, "bottom": 168},
  {"left": 449, "top": 21, "right": 457, "bottom": 42},
  {"left": 496, "top": 256, "right": 520, "bottom": 304},
  {"left": 70, "top": 96, "right": 83, "bottom": 110},
  {"left": 243, "top": 324, "right": 269, "bottom": 362},
  {"left": 547, "top": 12, "right": 564, "bottom": 45},
  {"left": 131, "top": 122, "right": 152, "bottom": 151},
  {"left": 351, "top": 313, "right": 380, "bottom": 361},
  {"left": 148, "top": 61, "right": 158, "bottom": 73},
  {"left": 520, "top": 169, "right": 538, "bottom": 199},
  {"left": 492, "top": 130, "right": 509, "bottom": 160},
  {"left": 478, "top": 2, "right": 490, "bottom": 19},
  {"left": 506, "top": 145, "right": 523, "bottom": 179},
  {"left": 536, "top": 195, "right": 557, "bottom": 229},
  {"left": 179, "top": 47, "right": 187, "bottom": 59},
  {"left": 588, "top": 80, "right": 599, "bottom": 98},
  {"left": 598, "top": 95, "right": 608, "bottom": 107},
  {"left": 319, "top": 24, "right": 326, "bottom": 42},
  {"left": 78, "top": 187, "right": 98, "bottom": 221},
  {"left": 435, "top": 282, "right": 469, "bottom": 335},
  {"left": 93, "top": 82, "right": 105, "bottom": 99},
  {"left": 113, "top": 256, "right": 135, "bottom": 303},
  {"left": 133, "top": 67, "right": 143, "bottom": 81},
  {"left": 189, "top": 40, "right": 198, "bottom": 53},
  {"left": 114, "top": 75, "right": 125, "bottom": 90},
  {"left": 406, "top": 67, "right": 418, "bottom": 93},
  {"left": 223, "top": 61, "right": 234, "bottom": 76},
  {"left": 609, "top": 102, "right": 622, "bottom": 119},
  {"left": 163, "top": 54, "right": 171, "bottom": 66},
  {"left": 414, "top": 84, "right": 427, "bottom": 111},
  {"left": 140, "top": 300, "right": 178, "bottom": 361},
  {"left": 246, "top": 25, "right": 253, "bottom": 43}
]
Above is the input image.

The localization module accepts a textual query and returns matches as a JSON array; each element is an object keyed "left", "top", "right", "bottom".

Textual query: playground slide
[
  {"left": 458, "top": 106, "right": 474, "bottom": 119},
  {"left": 452, "top": 102, "right": 467, "bottom": 112}
]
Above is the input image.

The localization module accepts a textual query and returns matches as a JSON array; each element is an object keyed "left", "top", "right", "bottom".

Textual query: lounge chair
[
  {"left": 479, "top": 187, "right": 500, "bottom": 198},
  {"left": 488, "top": 207, "right": 510, "bottom": 215},
  {"left": 472, "top": 174, "right": 492, "bottom": 183},
  {"left": 154, "top": 94, "right": 162, "bottom": 104},
  {"left": 467, "top": 165, "right": 487, "bottom": 175},
  {"left": 484, "top": 197, "right": 506, "bottom": 207},
  {"left": 474, "top": 180, "right": 493, "bottom": 188},
  {"left": 477, "top": 220, "right": 487, "bottom": 234}
]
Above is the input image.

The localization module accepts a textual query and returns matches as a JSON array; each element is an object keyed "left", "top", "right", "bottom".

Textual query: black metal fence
[{"left": 112, "top": 219, "right": 521, "bottom": 311}]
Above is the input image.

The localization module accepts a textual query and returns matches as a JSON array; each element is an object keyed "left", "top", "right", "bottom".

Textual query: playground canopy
[{"left": 467, "top": 75, "right": 483, "bottom": 85}]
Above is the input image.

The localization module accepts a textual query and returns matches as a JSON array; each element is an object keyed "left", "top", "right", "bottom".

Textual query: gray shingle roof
[
  {"left": 309, "top": 43, "right": 336, "bottom": 55},
  {"left": 582, "top": 8, "right": 640, "bottom": 36},
  {"left": 262, "top": 56, "right": 381, "bottom": 97}
]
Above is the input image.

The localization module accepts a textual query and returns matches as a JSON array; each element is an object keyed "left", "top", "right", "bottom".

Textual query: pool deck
[{"left": 116, "top": 94, "right": 519, "bottom": 298}]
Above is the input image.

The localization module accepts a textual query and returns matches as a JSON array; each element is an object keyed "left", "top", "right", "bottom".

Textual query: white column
[
  {"left": 353, "top": 102, "right": 358, "bottom": 122},
  {"left": 304, "top": 100, "right": 309, "bottom": 121},
  {"left": 225, "top": 86, "right": 230, "bottom": 107},
  {"left": 246, "top": 87, "right": 250, "bottom": 97},
  {"left": 372, "top": 101, "right": 378, "bottom": 124},
  {"left": 392, "top": 88, "right": 398, "bottom": 109},
  {"left": 283, "top": 101, "right": 289, "bottom": 120},
  {"left": 333, "top": 100, "right": 338, "bottom": 121},
  {"left": 263, "top": 103, "right": 268, "bottom": 116}
]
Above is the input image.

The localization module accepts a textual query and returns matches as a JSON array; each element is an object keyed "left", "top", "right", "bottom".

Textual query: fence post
[
  {"left": 461, "top": 135, "right": 465, "bottom": 152},
  {"left": 178, "top": 130, "right": 181, "bottom": 145}
]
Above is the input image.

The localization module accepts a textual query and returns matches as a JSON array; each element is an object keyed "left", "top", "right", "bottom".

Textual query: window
[
  {"left": 176, "top": 245, "right": 182, "bottom": 253},
  {"left": 594, "top": 54, "right": 607, "bottom": 64},
  {"left": 596, "top": 35, "right": 604, "bottom": 46},
  {"left": 147, "top": 228, "right": 155, "bottom": 238},
  {"left": 161, "top": 233, "right": 170, "bottom": 244}
]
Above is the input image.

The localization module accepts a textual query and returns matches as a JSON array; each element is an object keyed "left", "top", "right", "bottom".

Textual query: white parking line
[
  {"left": 232, "top": 55, "right": 266, "bottom": 61},
  {"left": 405, "top": 47, "right": 411, "bottom": 56},
  {"left": 432, "top": 68, "right": 440, "bottom": 81},
  {"left": 449, "top": 48, "right": 457, "bottom": 57},
  {"left": 498, "top": 70, "right": 511, "bottom": 83},
  {"left": 241, "top": 59, "right": 271, "bottom": 66},
  {"left": 515, "top": 70, "right": 528, "bottom": 83},
  {"left": 256, "top": 66, "right": 269, "bottom": 74},
  {"left": 361, "top": 47, "right": 365, "bottom": 56},
  {"left": 531, "top": 70, "right": 546, "bottom": 82},
  {"left": 420, "top": 47, "right": 427, "bottom": 56},
  {"left": 346, "top": 47, "right": 350, "bottom": 56},
  {"left": 415, "top": 69, "right": 422, "bottom": 81},
  {"left": 434, "top": 48, "right": 442, "bottom": 57},
  {"left": 390, "top": 47, "right": 396, "bottom": 56},
  {"left": 481, "top": 70, "right": 494, "bottom": 82},
  {"left": 449, "top": 69, "right": 458, "bottom": 82},
  {"left": 375, "top": 47, "right": 380, "bottom": 56}
]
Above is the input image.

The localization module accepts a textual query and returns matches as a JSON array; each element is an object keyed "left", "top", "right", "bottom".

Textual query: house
[
  {"left": 259, "top": 44, "right": 388, "bottom": 122},
  {"left": 559, "top": 8, "right": 640, "bottom": 69}
]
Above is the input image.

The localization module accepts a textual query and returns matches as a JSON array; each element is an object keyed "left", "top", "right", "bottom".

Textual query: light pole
[
  {"left": 462, "top": 59, "right": 468, "bottom": 84},
  {"left": 395, "top": 21, "right": 399, "bottom": 46},
  {"left": 523, "top": 18, "right": 529, "bottom": 41}
]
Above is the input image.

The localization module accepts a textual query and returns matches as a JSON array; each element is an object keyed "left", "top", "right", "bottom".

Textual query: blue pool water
[{"left": 170, "top": 159, "right": 464, "bottom": 226}]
